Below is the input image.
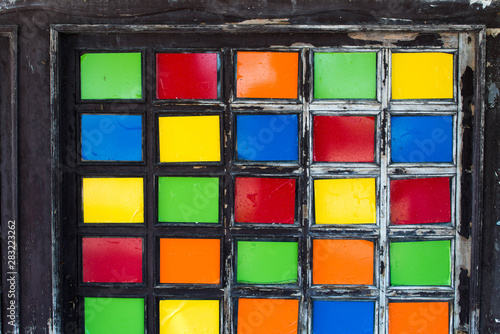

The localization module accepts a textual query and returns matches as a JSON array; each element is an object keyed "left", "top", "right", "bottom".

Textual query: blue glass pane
[
  {"left": 391, "top": 116, "right": 453, "bottom": 163},
  {"left": 236, "top": 114, "right": 298, "bottom": 161},
  {"left": 313, "top": 301, "right": 375, "bottom": 334},
  {"left": 81, "top": 114, "right": 142, "bottom": 161}
]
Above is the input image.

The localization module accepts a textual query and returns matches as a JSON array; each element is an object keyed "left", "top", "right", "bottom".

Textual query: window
[{"left": 53, "top": 25, "right": 483, "bottom": 333}]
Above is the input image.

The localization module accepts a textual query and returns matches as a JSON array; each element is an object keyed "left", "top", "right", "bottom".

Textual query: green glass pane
[
  {"left": 314, "top": 52, "right": 377, "bottom": 99},
  {"left": 390, "top": 240, "right": 451, "bottom": 286},
  {"left": 81, "top": 53, "right": 142, "bottom": 100},
  {"left": 84, "top": 297, "right": 144, "bottom": 334},
  {"left": 237, "top": 241, "right": 298, "bottom": 284},
  {"left": 158, "top": 177, "right": 219, "bottom": 223}
]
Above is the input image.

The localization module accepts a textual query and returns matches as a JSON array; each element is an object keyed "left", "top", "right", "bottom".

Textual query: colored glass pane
[
  {"left": 389, "top": 302, "right": 449, "bottom": 334},
  {"left": 81, "top": 114, "right": 142, "bottom": 161},
  {"left": 236, "top": 241, "right": 298, "bottom": 284},
  {"left": 234, "top": 177, "right": 296, "bottom": 224},
  {"left": 82, "top": 237, "right": 142, "bottom": 283},
  {"left": 314, "top": 52, "right": 377, "bottom": 99},
  {"left": 159, "top": 300, "right": 219, "bottom": 334},
  {"left": 84, "top": 297, "right": 144, "bottom": 334},
  {"left": 236, "top": 51, "right": 299, "bottom": 99},
  {"left": 312, "top": 239, "right": 374, "bottom": 285},
  {"left": 314, "top": 178, "right": 376, "bottom": 225},
  {"left": 237, "top": 298, "right": 299, "bottom": 334},
  {"left": 391, "top": 116, "right": 453, "bottom": 163},
  {"left": 82, "top": 177, "right": 144, "bottom": 223},
  {"left": 313, "top": 300, "right": 375, "bottom": 334},
  {"left": 392, "top": 52, "right": 453, "bottom": 99},
  {"left": 390, "top": 240, "right": 451, "bottom": 286},
  {"left": 158, "top": 176, "right": 219, "bottom": 223},
  {"left": 159, "top": 238, "right": 220, "bottom": 284},
  {"left": 390, "top": 177, "right": 451, "bottom": 225},
  {"left": 158, "top": 115, "right": 221, "bottom": 163},
  {"left": 80, "top": 53, "right": 142, "bottom": 100},
  {"left": 313, "top": 116, "right": 375, "bottom": 162},
  {"left": 156, "top": 53, "right": 218, "bottom": 99},
  {"left": 236, "top": 114, "right": 298, "bottom": 161}
]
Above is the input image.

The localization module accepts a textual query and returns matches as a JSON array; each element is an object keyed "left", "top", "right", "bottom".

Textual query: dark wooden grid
[{"left": 54, "top": 27, "right": 480, "bottom": 333}]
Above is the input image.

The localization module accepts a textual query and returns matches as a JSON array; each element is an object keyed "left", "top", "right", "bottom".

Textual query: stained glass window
[{"left": 58, "top": 28, "right": 478, "bottom": 333}]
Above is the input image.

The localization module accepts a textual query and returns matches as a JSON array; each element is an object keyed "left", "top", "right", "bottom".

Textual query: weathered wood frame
[
  {"left": 50, "top": 24, "right": 485, "bottom": 334},
  {"left": 0, "top": 25, "right": 19, "bottom": 334}
]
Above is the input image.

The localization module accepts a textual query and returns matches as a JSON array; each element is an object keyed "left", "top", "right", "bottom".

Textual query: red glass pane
[
  {"left": 390, "top": 177, "right": 451, "bottom": 225},
  {"left": 82, "top": 237, "right": 143, "bottom": 283},
  {"left": 156, "top": 53, "right": 218, "bottom": 99},
  {"left": 235, "top": 177, "right": 296, "bottom": 224},
  {"left": 313, "top": 116, "right": 375, "bottom": 162}
]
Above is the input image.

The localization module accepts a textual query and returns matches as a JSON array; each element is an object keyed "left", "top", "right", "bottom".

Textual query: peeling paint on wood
[
  {"left": 235, "top": 18, "right": 290, "bottom": 25},
  {"left": 487, "top": 82, "right": 499, "bottom": 108},
  {"left": 348, "top": 32, "right": 459, "bottom": 48},
  {"left": 49, "top": 25, "right": 485, "bottom": 334},
  {"left": 470, "top": 0, "right": 494, "bottom": 9},
  {"left": 486, "top": 28, "right": 500, "bottom": 37}
]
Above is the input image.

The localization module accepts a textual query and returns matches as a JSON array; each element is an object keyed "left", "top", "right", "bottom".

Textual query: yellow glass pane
[
  {"left": 82, "top": 178, "right": 144, "bottom": 223},
  {"left": 314, "top": 178, "right": 376, "bottom": 225},
  {"left": 159, "top": 115, "right": 221, "bottom": 163},
  {"left": 159, "top": 300, "right": 219, "bottom": 334},
  {"left": 392, "top": 52, "right": 454, "bottom": 99}
]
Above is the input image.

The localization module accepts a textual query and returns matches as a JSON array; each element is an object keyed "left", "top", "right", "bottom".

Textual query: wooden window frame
[{"left": 50, "top": 24, "right": 486, "bottom": 333}]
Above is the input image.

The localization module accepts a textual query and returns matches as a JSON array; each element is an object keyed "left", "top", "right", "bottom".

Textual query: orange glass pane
[
  {"left": 236, "top": 51, "right": 299, "bottom": 99},
  {"left": 159, "top": 238, "right": 220, "bottom": 284},
  {"left": 312, "top": 239, "right": 374, "bottom": 285},
  {"left": 237, "top": 298, "right": 299, "bottom": 334},
  {"left": 389, "top": 302, "right": 449, "bottom": 334}
]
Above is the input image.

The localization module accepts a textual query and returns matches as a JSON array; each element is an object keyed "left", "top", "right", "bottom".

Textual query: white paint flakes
[
  {"left": 488, "top": 83, "right": 500, "bottom": 108},
  {"left": 487, "top": 29, "right": 500, "bottom": 38},
  {"left": 469, "top": 0, "right": 494, "bottom": 8}
]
